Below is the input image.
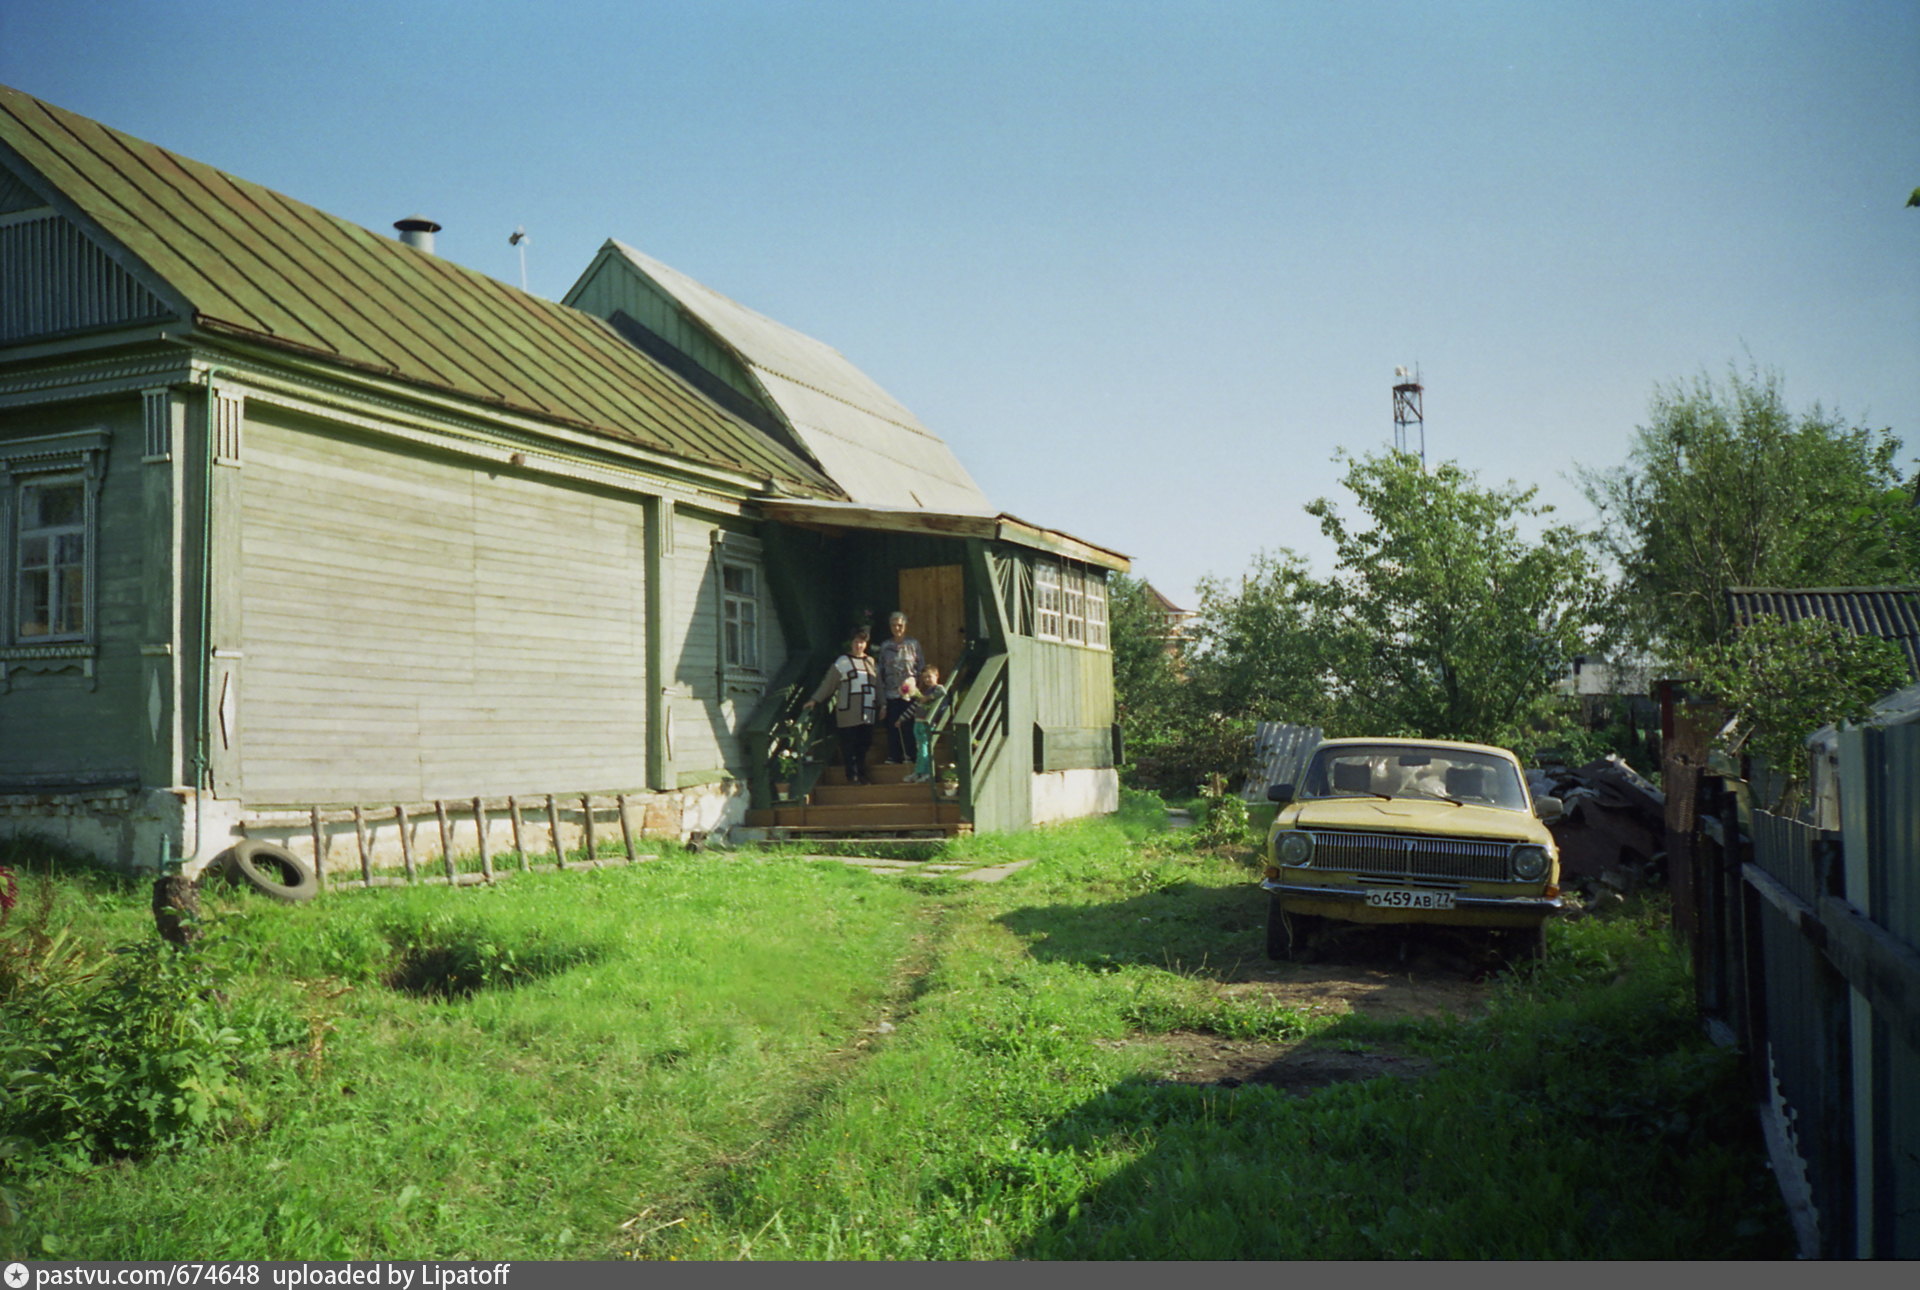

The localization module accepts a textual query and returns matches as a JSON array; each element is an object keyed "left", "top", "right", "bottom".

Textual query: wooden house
[{"left": 0, "top": 85, "right": 1126, "bottom": 876}]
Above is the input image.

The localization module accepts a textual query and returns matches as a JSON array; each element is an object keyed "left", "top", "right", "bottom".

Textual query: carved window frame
[
  {"left": 712, "top": 530, "right": 764, "bottom": 679},
  {"left": 1, "top": 429, "right": 109, "bottom": 653}
]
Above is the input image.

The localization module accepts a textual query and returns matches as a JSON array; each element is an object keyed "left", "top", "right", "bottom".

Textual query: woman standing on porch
[
  {"left": 876, "top": 611, "right": 923, "bottom": 765},
  {"left": 803, "top": 629, "right": 882, "bottom": 785}
]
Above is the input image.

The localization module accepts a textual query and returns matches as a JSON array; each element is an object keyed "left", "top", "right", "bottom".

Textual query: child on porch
[{"left": 901, "top": 663, "right": 947, "bottom": 784}]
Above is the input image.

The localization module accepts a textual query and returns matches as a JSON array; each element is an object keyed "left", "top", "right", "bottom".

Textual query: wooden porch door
[{"left": 897, "top": 565, "right": 965, "bottom": 679}]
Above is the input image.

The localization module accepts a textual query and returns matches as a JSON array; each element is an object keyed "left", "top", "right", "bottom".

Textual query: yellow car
[{"left": 1262, "top": 738, "right": 1564, "bottom": 963}]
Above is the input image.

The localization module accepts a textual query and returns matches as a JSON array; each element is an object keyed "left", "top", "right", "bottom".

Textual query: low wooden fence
[
  {"left": 243, "top": 792, "right": 665, "bottom": 892},
  {"left": 1684, "top": 720, "right": 1920, "bottom": 1258}
]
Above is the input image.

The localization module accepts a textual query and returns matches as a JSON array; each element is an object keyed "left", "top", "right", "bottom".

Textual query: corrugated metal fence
[
  {"left": 1240, "top": 723, "right": 1322, "bottom": 802},
  {"left": 1688, "top": 723, "right": 1920, "bottom": 1257}
]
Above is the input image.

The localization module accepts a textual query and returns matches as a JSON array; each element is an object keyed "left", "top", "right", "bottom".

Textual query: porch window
[
  {"left": 1084, "top": 572, "right": 1109, "bottom": 649},
  {"left": 721, "top": 562, "right": 760, "bottom": 671},
  {"left": 1034, "top": 558, "right": 1062, "bottom": 640},
  {"left": 1061, "top": 565, "right": 1086, "bottom": 644}
]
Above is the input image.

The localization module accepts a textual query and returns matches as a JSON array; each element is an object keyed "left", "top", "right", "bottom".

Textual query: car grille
[{"left": 1305, "top": 830, "right": 1514, "bottom": 883}]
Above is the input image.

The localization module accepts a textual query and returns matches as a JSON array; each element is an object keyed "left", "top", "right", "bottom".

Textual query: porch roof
[{"left": 759, "top": 498, "right": 1130, "bottom": 572}]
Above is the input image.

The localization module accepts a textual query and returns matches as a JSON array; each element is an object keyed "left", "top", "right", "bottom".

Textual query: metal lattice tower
[{"left": 1392, "top": 365, "right": 1424, "bottom": 463}]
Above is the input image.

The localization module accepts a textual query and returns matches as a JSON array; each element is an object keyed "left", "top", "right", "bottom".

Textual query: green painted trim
[
  {"left": 645, "top": 497, "right": 670, "bottom": 790},
  {"left": 674, "top": 768, "right": 735, "bottom": 789}
]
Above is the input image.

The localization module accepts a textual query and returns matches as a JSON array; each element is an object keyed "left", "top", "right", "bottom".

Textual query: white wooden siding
[
  {"left": 665, "top": 508, "right": 782, "bottom": 778},
  {"left": 239, "top": 414, "right": 650, "bottom": 805}
]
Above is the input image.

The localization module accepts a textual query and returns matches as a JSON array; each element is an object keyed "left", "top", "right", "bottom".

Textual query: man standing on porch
[{"left": 877, "top": 611, "right": 923, "bottom": 765}]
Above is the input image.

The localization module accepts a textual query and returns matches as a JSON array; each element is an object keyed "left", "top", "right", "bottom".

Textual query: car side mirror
[
  {"left": 1534, "top": 796, "right": 1564, "bottom": 823},
  {"left": 1267, "top": 784, "right": 1295, "bottom": 803}
]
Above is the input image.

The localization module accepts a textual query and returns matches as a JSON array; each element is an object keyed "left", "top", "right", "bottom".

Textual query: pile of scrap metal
[{"left": 1527, "top": 754, "right": 1667, "bottom": 907}]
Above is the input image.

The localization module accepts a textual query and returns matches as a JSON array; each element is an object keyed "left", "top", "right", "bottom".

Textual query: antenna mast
[{"left": 1392, "top": 365, "right": 1425, "bottom": 464}]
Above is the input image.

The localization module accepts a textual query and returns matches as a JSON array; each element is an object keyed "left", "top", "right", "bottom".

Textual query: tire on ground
[{"left": 222, "top": 839, "right": 318, "bottom": 903}]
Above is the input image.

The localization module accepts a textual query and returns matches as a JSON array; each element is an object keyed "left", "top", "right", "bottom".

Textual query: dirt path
[{"left": 1144, "top": 921, "right": 1508, "bottom": 1091}]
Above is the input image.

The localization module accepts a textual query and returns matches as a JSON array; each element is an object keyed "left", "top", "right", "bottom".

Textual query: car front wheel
[{"left": 1266, "top": 896, "right": 1320, "bottom": 963}]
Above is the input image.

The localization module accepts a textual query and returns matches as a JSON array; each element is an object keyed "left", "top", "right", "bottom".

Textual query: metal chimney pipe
[{"left": 394, "top": 215, "right": 442, "bottom": 255}]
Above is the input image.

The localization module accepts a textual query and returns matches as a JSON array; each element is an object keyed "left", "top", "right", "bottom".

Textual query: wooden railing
[
  {"left": 743, "top": 650, "right": 835, "bottom": 809},
  {"left": 944, "top": 650, "right": 1009, "bottom": 812}
]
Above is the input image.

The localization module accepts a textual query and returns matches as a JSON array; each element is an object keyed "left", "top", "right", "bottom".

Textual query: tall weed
[{"left": 1, "top": 875, "right": 303, "bottom": 1172}]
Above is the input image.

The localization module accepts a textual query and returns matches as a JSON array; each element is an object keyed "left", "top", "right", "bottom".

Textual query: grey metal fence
[{"left": 1689, "top": 722, "right": 1920, "bottom": 1258}]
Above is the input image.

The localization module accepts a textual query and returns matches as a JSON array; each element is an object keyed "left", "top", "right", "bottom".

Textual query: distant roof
[
  {"left": 0, "top": 84, "right": 834, "bottom": 493},
  {"left": 571, "top": 241, "right": 993, "bottom": 513},
  {"left": 1140, "top": 581, "right": 1191, "bottom": 617},
  {"left": 1726, "top": 586, "right": 1920, "bottom": 677}
]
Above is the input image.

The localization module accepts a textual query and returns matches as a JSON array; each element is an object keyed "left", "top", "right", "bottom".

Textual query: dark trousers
[
  {"left": 837, "top": 722, "right": 874, "bottom": 782},
  {"left": 884, "top": 697, "right": 914, "bottom": 761}
]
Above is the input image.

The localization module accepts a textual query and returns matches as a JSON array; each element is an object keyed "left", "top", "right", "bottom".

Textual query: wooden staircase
[{"left": 745, "top": 755, "right": 969, "bottom": 840}]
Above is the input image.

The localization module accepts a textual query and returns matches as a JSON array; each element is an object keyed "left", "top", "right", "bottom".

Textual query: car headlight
[
  {"left": 1510, "top": 845, "right": 1550, "bottom": 882},
  {"left": 1276, "top": 831, "right": 1315, "bottom": 867}
]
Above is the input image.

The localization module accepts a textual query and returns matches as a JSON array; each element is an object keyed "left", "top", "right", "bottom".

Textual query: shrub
[{"left": 0, "top": 879, "right": 301, "bottom": 1170}]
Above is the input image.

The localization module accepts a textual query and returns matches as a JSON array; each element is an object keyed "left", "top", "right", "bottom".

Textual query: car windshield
[{"left": 1298, "top": 744, "right": 1530, "bottom": 811}]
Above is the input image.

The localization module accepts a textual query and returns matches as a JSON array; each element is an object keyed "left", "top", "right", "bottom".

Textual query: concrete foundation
[{"left": 1030, "top": 767, "right": 1120, "bottom": 826}]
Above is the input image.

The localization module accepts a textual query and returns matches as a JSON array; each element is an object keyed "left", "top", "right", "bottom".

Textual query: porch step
[
  {"left": 747, "top": 801, "right": 966, "bottom": 830},
  {"left": 809, "top": 780, "right": 944, "bottom": 806},
  {"left": 816, "top": 760, "right": 921, "bottom": 786},
  {"left": 751, "top": 824, "right": 972, "bottom": 842}
]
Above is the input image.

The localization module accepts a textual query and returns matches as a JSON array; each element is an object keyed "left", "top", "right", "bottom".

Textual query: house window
[
  {"left": 1084, "top": 572, "right": 1109, "bottom": 649},
  {"left": 721, "top": 562, "right": 760, "bottom": 671},
  {"left": 2, "top": 429, "right": 108, "bottom": 649},
  {"left": 15, "top": 475, "right": 88, "bottom": 640},
  {"left": 1034, "top": 558, "right": 1061, "bottom": 640},
  {"left": 1061, "top": 565, "right": 1086, "bottom": 644}
]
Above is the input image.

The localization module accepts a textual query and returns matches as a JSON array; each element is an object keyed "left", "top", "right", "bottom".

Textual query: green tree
[
  {"left": 1108, "top": 573, "right": 1183, "bottom": 732},
  {"left": 1306, "top": 450, "right": 1606, "bottom": 748},
  {"left": 1183, "top": 550, "right": 1335, "bottom": 727},
  {"left": 1580, "top": 364, "right": 1918, "bottom": 653},
  {"left": 1687, "top": 615, "right": 1909, "bottom": 811}
]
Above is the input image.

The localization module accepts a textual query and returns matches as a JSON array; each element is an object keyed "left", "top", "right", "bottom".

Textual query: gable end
[{"left": 1, "top": 204, "right": 174, "bottom": 345}]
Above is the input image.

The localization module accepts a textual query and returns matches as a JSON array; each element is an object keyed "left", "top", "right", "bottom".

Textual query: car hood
[{"left": 1281, "top": 797, "right": 1553, "bottom": 847}]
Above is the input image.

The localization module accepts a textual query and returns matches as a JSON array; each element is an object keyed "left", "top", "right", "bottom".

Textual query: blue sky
[{"left": 5, "top": 0, "right": 1916, "bottom": 608}]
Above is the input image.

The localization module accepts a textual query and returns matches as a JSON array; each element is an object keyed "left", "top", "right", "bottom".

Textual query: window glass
[
  {"left": 16, "top": 476, "right": 88, "bottom": 639},
  {"left": 1300, "top": 744, "right": 1529, "bottom": 812},
  {"left": 1084, "top": 574, "right": 1109, "bottom": 649},
  {"left": 1061, "top": 565, "right": 1086, "bottom": 643},
  {"left": 721, "top": 562, "right": 759, "bottom": 670},
  {"left": 1034, "top": 559, "right": 1061, "bottom": 639}
]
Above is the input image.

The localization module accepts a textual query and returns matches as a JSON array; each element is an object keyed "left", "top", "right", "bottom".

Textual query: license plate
[{"left": 1365, "top": 888, "right": 1456, "bottom": 910}]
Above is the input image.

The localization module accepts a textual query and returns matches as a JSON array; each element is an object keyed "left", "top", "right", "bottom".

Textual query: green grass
[{"left": 0, "top": 803, "right": 1789, "bottom": 1260}]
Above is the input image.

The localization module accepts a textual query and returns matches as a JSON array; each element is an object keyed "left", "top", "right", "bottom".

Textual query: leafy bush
[
  {"left": 1192, "top": 778, "right": 1252, "bottom": 850},
  {"left": 1, "top": 879, "right": 301, "bottom": 1170}
]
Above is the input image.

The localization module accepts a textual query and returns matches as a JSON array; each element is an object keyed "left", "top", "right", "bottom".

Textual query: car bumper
[{"left": 1262, "top": 878, "right": 1563, "bottom": 921}]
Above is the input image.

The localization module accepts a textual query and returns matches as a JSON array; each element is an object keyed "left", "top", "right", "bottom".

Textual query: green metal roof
[{"left": 0, "top": 84, "right": 836, "bottom": 493}]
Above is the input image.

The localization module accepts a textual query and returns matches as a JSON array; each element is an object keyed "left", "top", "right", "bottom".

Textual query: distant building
[
  {"left": 1140, "top": 582, "right": 1195, "bottom": 650},
  {"left": 1725, "top": 587, "right": 1920, "bottom": 680}
]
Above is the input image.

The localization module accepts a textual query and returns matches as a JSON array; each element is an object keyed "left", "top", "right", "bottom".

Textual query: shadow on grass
[
  {"left": 993, "top": 1031, "right": 1792, "bottom": 1259},
  {"left": 999, "top": 879, "right": 1531, "bottom": 984},
  {"left": 996, "top": 881, "right": 1267, "bottom": 978}
]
